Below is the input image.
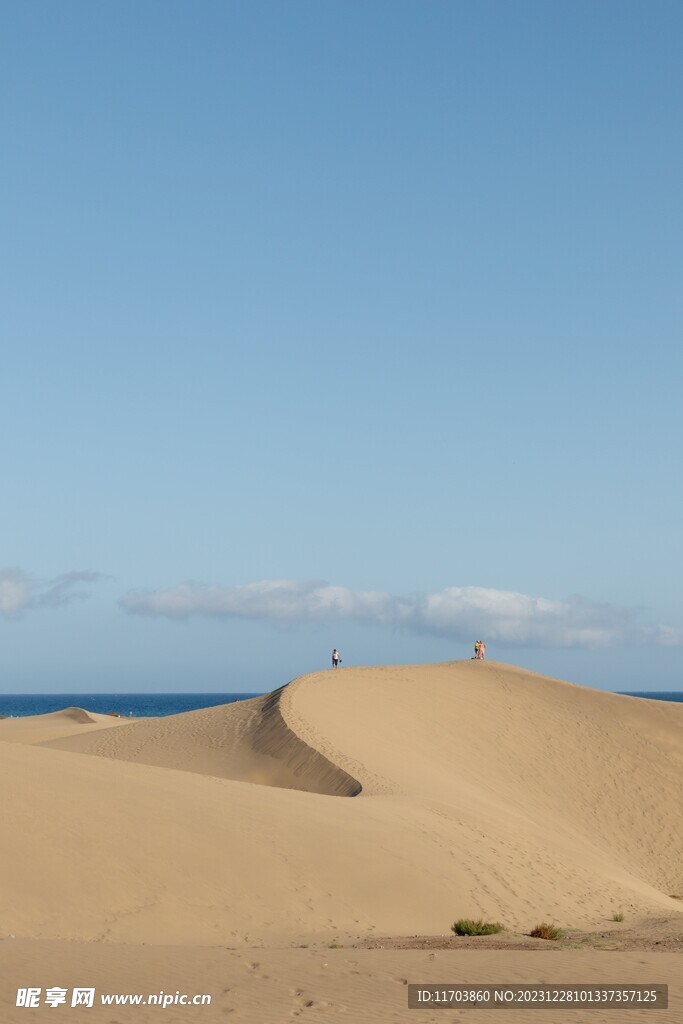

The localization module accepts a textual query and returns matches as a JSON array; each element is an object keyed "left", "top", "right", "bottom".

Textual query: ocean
[
  {"left": 620, "top": 691, "right": 683, "bottom": 703},
  {"left": 0, "top": 690, "right": 681, "bottom": 719},
  {"left": 0, "top": 693, "right": 260, "bottom": 718}
]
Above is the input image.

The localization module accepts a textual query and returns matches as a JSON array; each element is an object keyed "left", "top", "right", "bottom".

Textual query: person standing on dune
[
  {"left": 478, "top": 641, "right": 486, "bottom": 660},
  {"left": 332, "top": 649, "right": 341, "bottom": 669}
]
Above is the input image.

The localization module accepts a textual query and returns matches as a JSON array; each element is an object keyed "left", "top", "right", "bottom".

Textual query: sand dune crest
[
  {"left": 41, "top": 684, "right": 361, "bottom": 796},
  {"left": 0, "top": 707, "right": 131, "bottom": 745}
]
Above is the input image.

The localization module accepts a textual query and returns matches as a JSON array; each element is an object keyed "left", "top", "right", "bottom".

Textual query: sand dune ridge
[{"left": 39, "top": 683, "right": 362, "bottom": 796}]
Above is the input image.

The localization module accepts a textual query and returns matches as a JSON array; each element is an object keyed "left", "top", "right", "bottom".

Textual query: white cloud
[
  {"left": 119, "top": 578, "right": 683, "bottom": 649},
  {"left": 0, "top": 569, "right": 32, "bottom": 617},
  {"left": 0, "top": 568, "right": 106, "bottom": 618}
]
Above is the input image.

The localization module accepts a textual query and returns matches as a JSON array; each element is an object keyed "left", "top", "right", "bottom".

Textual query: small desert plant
[
  {"left": 452, "top": 919, "right": 503, "bottom": 936},
  {"left": 612, "top": 911, "right": 624, "bottom": 922},
  {"left": 530, "top": 922, "right": 564, "bottom": 941},
  {"left": 328, "top": 942, "right": 343, "bottom": 949}
]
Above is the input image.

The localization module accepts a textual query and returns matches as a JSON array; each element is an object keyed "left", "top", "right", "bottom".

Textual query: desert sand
[
  {"left": 1, "top": 660, "right": 681, "bottom": 1022},
  {"left": 0, "top": 706, "right": 132, "bottom": 746}
]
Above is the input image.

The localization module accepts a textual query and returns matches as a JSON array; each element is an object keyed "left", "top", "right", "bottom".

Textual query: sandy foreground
[{"left": 1, "top": 660, "right": 681, "bottom": 1022}]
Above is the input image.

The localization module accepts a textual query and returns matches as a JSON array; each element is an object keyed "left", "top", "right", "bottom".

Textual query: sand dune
[
  {"left": 1, "top": 660, "right": 682, "bottom": 1022},
  {"left": 1, "top": 660, "right": 681, "bottom": 951},
  {"left": 0, "top": 707, "right": 131, "bottom": 745},
  {"left": 41, "top": 686, "right": 361, "bottom": 796},
  {"left": 281, "top": 661, "right": 683, "bottom": 903}
]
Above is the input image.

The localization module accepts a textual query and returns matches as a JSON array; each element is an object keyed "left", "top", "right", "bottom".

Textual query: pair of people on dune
[{"left": 474, "top": 640, "right": 486, "bottom": 660}]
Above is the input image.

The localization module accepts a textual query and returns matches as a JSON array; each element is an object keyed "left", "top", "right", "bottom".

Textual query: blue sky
[{"left": 1, "top": 0, "right": 681, "bottom": 693}]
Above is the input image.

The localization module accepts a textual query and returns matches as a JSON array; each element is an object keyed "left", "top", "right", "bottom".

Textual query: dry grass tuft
[
  {"left": 530, "top": 922, "right": 564, "bottom": 941},
  {"left": 452, "top": 919, "right": 504, "bottom": 936}
]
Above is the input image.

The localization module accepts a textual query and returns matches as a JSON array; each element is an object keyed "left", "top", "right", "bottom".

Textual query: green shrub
[
  {"left": 612, "top": 912, "right": 624, "bottom": 922},
  {"left": 530, "top": 922, "right": 564, "bottom": 941},
  {"left": 451, "top": 919, "right": 503, "bottom": 936}
]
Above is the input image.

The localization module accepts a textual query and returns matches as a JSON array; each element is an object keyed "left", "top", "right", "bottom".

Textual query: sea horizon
[
  {"left": 0, "top": 689, "right": 681, "bottom": 719},
  {"left": 0, "top": 692, "right": 262, "bottom": 718}
]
